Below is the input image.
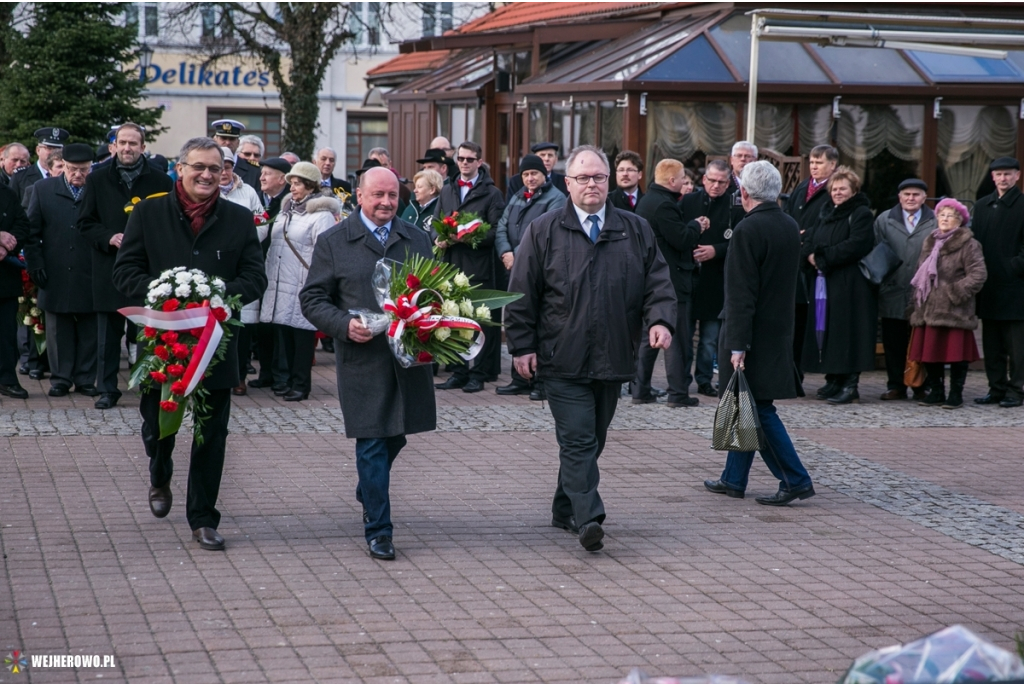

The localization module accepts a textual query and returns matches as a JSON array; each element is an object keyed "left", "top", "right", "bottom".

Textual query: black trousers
[
  {"left": 277, "top": 324, "right": 315, "bottom": 394},
  {"left": 254, "top": 322, "right": 288, "bottom": 385},
  {"left": 45, "top": 311, "right": 97, "bottom": 390},
  {"left": 981, "top": 319, "right": 1024, "bottom": 400},
  {"left": 793, "top": 303, "right": 808, "bottom": 378},
  {"left": 95, "top": 312, "right": 126, "bottom": 398},
  {"left": 452, "top": 319, "right": 502, "bottom": 383},
  {"left": 141, "top": 386, "right": 232, "bottom": 530},
  {"left": 236, "top": 323, "right": 254, "bottom": 380},
  {"left": 545, "top": 377, "right": 620, "bottom": 527},
  {"left": 0, "top": 298, "right": 19, "bottom": 385},
  {"left": 634, "top": 296, "right": 693, "bottom": 403},
  {"left": 881, "top": 318, "right": 912, "bottom": 391}
]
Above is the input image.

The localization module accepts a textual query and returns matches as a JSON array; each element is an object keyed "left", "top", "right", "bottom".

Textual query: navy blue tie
[
  {"left": 375, "top": 225, "right": 390, "bottom": 245},
  {"left": 587, "top": 215, "right": 600, "bottom": 243}
]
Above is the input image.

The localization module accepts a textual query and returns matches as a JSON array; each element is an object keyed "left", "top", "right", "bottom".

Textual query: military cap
[
  {"left": 211, "top": 119, "right": 245, "bottom": 138},
  {"left": 34, "top": 127, "right": 70, "bottom": 147},
  {"left": 530, "top": 141, "right": 559, "bottom": 154},
  {"left": 62, "top": 143, "right": 95, "bottom": 164},
  {"left": 990, "top": 157, "right": 1020, "bottom": 171},
  {"left": 260, "top": 157, "right": 292, "bottom": 174}
]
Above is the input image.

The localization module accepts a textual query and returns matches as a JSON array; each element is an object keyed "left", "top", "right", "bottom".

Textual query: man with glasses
[
  {"left": 505, "top": 145, "right": 676, "bottom": 553},
  {"left": 728, "top": 141, "right": 758, "bottom": 190},
  {"left": 609, "top": 150, "right": 645, "bottom": 212},
  {"left": 234, "top": 134, "right": 264, "bottom": 193},
  {"left": 78, "top": 122, "right": 173, "bottom": 409},
  {"left": 211, "top": 120, "right": 260, "bottom": 192},
  {"left": 434, "top": 141, "right": 506, "bottom": 394}
]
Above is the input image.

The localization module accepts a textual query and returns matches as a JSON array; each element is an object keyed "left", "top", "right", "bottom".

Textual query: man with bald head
[
  {"left": 429, "top": 136, "right": 458, "bottom": 182},
  {"left": 301, "top": 166, "right": 436, "bottom": 561},
  {"left": 315, "top": 146, "right": 352, "bottom": 194}
]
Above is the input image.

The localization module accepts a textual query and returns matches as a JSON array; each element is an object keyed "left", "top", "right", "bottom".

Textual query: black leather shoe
[
  {"left": 667, "top": 396, "right": 700, "bottom": 408},
  {"left": 974, "top": 392, "right": 1005, "bottom": 405},
  {"left": 273, "top": 385, "right": 289, "bottom": 396},
  {"left": 0, "top": 384, "right": 29, "bottom": 399},
  {"left": 247, "top": 377, "right": 274, "bottom": 388},
  {"left": 94, "top": 393, "right": 118, "bottom": 409},
  {"left": 321, "top": 339, "right": 334, "bottom": 353},
  {"left": 283, "top": 389, "right": 309, "bottom": 402},
  {"left": 75, "top": 385, "right": 100, "bottom": 397},
  {"left": 632, "top": 396, "right": 657, "bottom": 404},
  {"left": 827, "top": 387, "right": 860, "bottom": 404},
  {"left": 18, "top": 363, "right": 28, "bottom": 375},
  {"left": 578, "top": 521, "right": 604, "bottom": 551},
  {"left": 697, "top": 383, "right": 718, "bottom": 397},
  {"left": 704, "top": 479, "right": 744, "bottom": 498},
  {"left": 149, "top": 483, "right": 172, "bottom": 518},
  {"left": 462, "top": 379, "right": 484, "bottom": 393},
  {"left": 246, "top": 364, "right": 257, "bottom": 375},
  {"left": 755, "top": 484, "right": 815, "bottom": 506},
  {"left": 651, "top": 386, "right": 667, "bottom": 397},
  {"left": 28, "top": 369, "right": 45, "bottom": 380},
  {"left": 999, "top": 397, "right": 1023, "bottom": 408},
  {"left": 435, "top": 376, "right": 466, "bottom": 390},
  {"left": 529, "top": 388, "right": 546, "bottom": 401},
  {"left": 816, "top": 381, "right": 841, "bottom": 400},
  {"left": 192, "top": 527, "right": 225, "bottom": 551},
  {"left": 551, "top": 516, "right": 578, "bottom": 534},
  {"left": 495, "top": 383, "right": 531, "bottom": 396},
  {"left": 880, "top": 389, "right": 907, "bottom": 401},
  {"left": 48, "top": 386, "right": 70, "bottom": 397},
  {"left": 368, "top": 535, "right": 395, "bottom": 560}
]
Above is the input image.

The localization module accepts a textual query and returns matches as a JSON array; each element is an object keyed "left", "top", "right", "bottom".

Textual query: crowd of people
[{"left": 1, "top": 117, "right": 1022, "bottom": 558}]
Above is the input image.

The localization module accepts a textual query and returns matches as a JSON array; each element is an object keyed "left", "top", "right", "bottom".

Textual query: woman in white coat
[
  {"left": 218, "top": 148, "right": 266, "bottom": 395},
  {"left": 260, "top": 161, "right": 340, "bottom": 401}
]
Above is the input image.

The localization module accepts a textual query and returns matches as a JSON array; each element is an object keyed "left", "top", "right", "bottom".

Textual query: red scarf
[{"left": 175, "top": 179, "right": 219, "bottom": 235}]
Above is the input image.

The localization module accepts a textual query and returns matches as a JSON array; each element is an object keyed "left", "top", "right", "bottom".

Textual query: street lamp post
[{"left": 138, "top": 42, "right": 155, "bottom": 81}]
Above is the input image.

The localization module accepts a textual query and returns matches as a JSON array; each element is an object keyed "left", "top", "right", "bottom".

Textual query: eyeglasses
[
  {"left": 237, "top": 151, "right": 260, "bottom": 159},
  {"left": 566, "top": 174, "right": 609, "bottom": 185},
  {"left": 180, "top": 162, "right": 223, "bottom": 175},
  {"left": 616, "top": 167, "right": 639, "bottom": 174},
  {"left": 456, "top": 156, "right": 479, "bottom": 163}
]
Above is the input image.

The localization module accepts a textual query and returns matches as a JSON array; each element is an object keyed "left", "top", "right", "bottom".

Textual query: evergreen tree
[{"left": 0, "top": 3, "right": 164, "bottom": 150}]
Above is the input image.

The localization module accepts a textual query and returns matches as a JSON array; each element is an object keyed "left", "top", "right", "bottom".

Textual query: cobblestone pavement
[{"left": 2, "top": 352, "right": 1024, "bottom": 683}]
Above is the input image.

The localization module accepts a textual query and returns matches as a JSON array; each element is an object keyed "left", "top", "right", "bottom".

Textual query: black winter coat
[
  {"left": 719, "top": 202, "right": 802, "bottom": 400},
  {"left": 800, "top": 192, "right": 877, "bottom": 374},
  {"left": 679, "top": 188, "right": 745, "bottom": 321},
  {"left": 609, "top": 187, "right": 644, "bottom": 212},
  {"left": 505, "top": 202, "right": 677, "bottom": 382},
  {"left": 0, "top": 184, "right": 30, "bottom": 299},
  {"left": 112, "top": 192, "right": 268, "bottom": 391},
  {"left": 636, "top": 183, "right": 699, "bottom": 299},
  {"left": 9, "top": 163, "right": 43, "bottom": 201},
  {"left": 784, "top": 178, "right": 833, "bottom": 304},
  {"left": 77, "top": 159, "right": 174, "bottom": 311},
  {"left": 235, "top": 159, "right": 261, "bottom": 193},
  {"left": 435, "top": 170, "right": 506, "bottom": 288},
  {"left": 24, "top": 177, "right": 93, "bottom": 313},
  {"left": 972, "top": 185, "right": 1024, "bottom": 320}
]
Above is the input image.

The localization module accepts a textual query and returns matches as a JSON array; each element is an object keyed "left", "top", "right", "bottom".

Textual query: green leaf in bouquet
[
  {"left": 469, "top": 289, "right": 525, "bottom": 310},
  {"left": 158, "top": 382, "right": 186, "bottom": 440}
]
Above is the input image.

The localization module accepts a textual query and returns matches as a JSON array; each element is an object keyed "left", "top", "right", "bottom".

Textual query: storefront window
[
  {"left": 435, "top": 104, "right": 450, "bottom": 138},
  {"left": 552, "top": 103, "right": 572, "bottom": 158},
  {"left": 747, "top": 104, "right": 795, "bottom": 155},
  {"left": 573, "top": 101, "right": 596, "bottom": 149},
  {"left": 599, "top": 101, "right": 623, "bottom": 163},
  {"left": 936, "top": 105, "right": 1018, "bottom": 203},
  {"left": 645, "top": 101, "right": 738, "bottom": 172},
  {"left": 451, "top": 106, "right": 467, "bottom": 145},
  {"left": 346, "top": 116, "right": 388, "bottom": 173},
  {"left": 529, "top": 103, "right": 549, "bottom": 146}
]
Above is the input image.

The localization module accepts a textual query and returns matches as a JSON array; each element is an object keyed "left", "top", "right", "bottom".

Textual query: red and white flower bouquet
[
  {"left": 119, "top": 267, "right": 241, "bottom": 441},
  {"left": 430, "top": 210, "right": 491, "bottom": 256}
]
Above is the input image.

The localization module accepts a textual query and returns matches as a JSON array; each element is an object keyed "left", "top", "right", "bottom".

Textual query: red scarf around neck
[{"left": 175, "top": 179, "right": 219, "bottom": 234}]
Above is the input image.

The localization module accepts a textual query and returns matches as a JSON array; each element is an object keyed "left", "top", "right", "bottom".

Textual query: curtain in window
[
  {"left": 937, "top": 105, "right": 1017, "bottom": 202},
  {"left": 752, "top": 104, "right": 794, "bottom": 153},
  {"left": 800, "top": 104, "right": 922, "bottom": 181},
  {"left": 646, "top": 102, "right": 737, "bottom": 167}
]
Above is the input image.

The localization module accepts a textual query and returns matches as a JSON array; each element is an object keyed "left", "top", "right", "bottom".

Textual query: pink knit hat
[{"left": 935, "top": 198, "right": 970, "bottom": 225}]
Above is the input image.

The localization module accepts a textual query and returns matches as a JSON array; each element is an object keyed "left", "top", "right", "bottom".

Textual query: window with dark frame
[
  {"left": 347, "top": 116, "right": 388, "bottom": 175},
  {"left": 143, "top": 3, "right": 159, "bottom": 37},
  {"left": 206, "top": 110, "right": 283, "bottom": 157}
]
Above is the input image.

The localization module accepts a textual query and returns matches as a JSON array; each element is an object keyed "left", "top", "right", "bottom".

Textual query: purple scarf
[{"left": 910, "top": 226, "right": 959, "bottom": 307}]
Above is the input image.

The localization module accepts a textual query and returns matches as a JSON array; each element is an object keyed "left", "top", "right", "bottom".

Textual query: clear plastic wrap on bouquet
[{"left": 842, "top": 624, "right": 1024, "bottom": 684}]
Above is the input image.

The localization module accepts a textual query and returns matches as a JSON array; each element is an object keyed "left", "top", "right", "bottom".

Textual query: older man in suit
[{"left": 300, "top": 167, "right": 436, "bottom": 561}]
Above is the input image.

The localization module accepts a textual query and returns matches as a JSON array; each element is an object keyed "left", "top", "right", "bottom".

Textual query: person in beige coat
[
  {"left": 907, "top": 198, "right": 987, "bottom": 409},
  {"left": 260, "top": 161, "right": 340, "bottom": 401}
]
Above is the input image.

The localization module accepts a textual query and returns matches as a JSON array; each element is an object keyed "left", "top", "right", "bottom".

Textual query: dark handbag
[
  {"left": 859, "top": 241, "right": 902, "bottom": 285},
  {"left": 712, "top": 367, "right": 763, "bottom": 452}
]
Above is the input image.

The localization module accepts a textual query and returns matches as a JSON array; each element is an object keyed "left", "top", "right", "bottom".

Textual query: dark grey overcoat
[
  {"left": 873, "top": 204, "right": 936, "bottom": 320},
  {"left": 299, "top": 213, "right": 436, "bottom": 440},
  {"left": 718, "top": 202, "right": 802, "bottom": 401},
  {"left": 24, "top": 176, "right": 94, "bottom": 313}
]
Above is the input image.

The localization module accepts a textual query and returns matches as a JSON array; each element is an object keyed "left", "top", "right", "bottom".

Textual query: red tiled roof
[
  {"left": 453, "top": 2, "right": 666, "bottom": 34},
  {"left": 367, "top": 50, "right": 451, "bottom": 77}
]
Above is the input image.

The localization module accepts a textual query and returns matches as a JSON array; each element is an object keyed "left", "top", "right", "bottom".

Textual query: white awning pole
[{"left": 746, "top": 13, "right": 761, "bottom": 143}]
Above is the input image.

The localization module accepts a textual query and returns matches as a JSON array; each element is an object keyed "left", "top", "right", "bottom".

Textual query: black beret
[
  {"left": 531, "top": 141, "right": 559, "bottom": 154},
  {"left": 519, "top": 154, "right": 547, "bottom": 176},
  {"left": 61, "top": 143, "right": 95, "bottom": 164},
  {"left": 990, "top": 156, "right": 1020, "bottom": 171},
  {"left": 898, "top": 178, "right": 928, "bottom": 192},
  {"left": 261, "top": 157, "right": 292, "bottom": 174}
]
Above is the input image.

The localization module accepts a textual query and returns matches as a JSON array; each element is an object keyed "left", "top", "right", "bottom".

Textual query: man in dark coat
[
  {"left": 0, "top": 183, "right": 31, "bottom": 399},
  {"left": 23, "top": 144, "right": 99, "bottom": 397},
  {"left": 113, "top": 137, "right": 267, "bottom": 552},
  {"left": 78, "top": 122, "right": 174, "bottom": 409},
  {"left": 315, "top": 147, "right": 353, "bottom": 194},
  {"left": 10, "top": 127, "right": 69, "bottom": 201},
  {"left": 634, "top": 158, "right": 700, "bottom": 407},
  {"left": 508, "top": 142, "right": 568, "bottom": 196},
  {"left": 784, "top": 144, "right": 837, "bottom": 378},
  {"left": 505, "top": 145, "right": 676, "bottom": 552},
  {"left": 682, "top": 159, "right": 746, "bottom": 398},
  {"left": 433, "top": 141, "right": 506, "bottom": 393},
  {"left": 1, "top": 142, "right": 30, "bottom": 188},
  {"left": 704, "top": 161, "right": 814, "bottom": 506},
  {"left": 609, "top": 150, "right": 644, "bottom": 212},
  {"left": 972, "top": 156, "right": 1024, "bottom": 408},
  {"left": 300, "top": 167, "right": 436, "bottom": 561}
]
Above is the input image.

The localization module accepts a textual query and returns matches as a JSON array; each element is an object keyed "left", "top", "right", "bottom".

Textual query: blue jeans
[
  {"left": 720, "top": 401, "right": 812, "bottom": 493},
  {"left": 693, "top": 318, "right": 721, "bottom": 387},
  {"left": 355, "top": 435, "right": 407, "bottom": 542}
]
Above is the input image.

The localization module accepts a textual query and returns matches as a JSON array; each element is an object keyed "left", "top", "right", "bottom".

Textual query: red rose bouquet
[
  {"left": 16, "top": 256, "right": 45, "bottom": 354},
  {"left": 430, "top": 210, "right": 491, "bottom": 255},
  {"left": 120, "top": 267, "right": 241, "bottom": 441}
]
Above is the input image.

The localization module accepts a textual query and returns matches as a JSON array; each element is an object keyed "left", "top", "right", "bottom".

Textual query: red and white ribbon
[
  {"left": 119, "top": 305, "right": 226, "bottom": 396},
  {"left": 382, "top": 288, "right": 485, "bottom": 361},
  {"left": 455, "top": 219, "right": 483, "bottom": 241}
]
